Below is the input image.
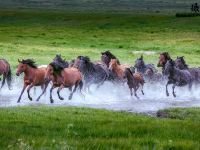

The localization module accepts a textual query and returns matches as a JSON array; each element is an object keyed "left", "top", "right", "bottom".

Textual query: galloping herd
[{"left": 0, "top": 51, "right": 200, "bottom": 103}]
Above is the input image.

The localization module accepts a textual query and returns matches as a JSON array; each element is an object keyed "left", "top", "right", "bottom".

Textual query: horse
[
  {"left": 73, "top": 56, "right": 110, "bottom": 90},
  {"left": 134, "top": 55, "right": 157, "bottom": 77},
  {"left": 101, "top": 50, "right": 120, "bottom": 67},
  {"left": 53, "top": 54, "right": 69, "bottom": 68},
  {"left": 144, "top": 68, "right": 163, "bottom": 82},
  {"left": 16, "top": 59, "right": 49, "bottom": 103},
  {"left": 0, "top": 59, "right": 12, "bottom": 89},
  {"left": 123, "top": 68, "right": 145, "bottom": 99},
  {"left": 45, "top": 62, "right": 83, "bottom": 103},
  {"left": 175, "top": 56, "right": 200, "bottom": 83},
  {"left": 164, "top": 59, "right": 193, "bottom": 97},
  {"left": 109, "top": 59, "right": 131, "bottom": 80},
  {"left": 157, "top": 52, "right": 171, "bottom": 74}
]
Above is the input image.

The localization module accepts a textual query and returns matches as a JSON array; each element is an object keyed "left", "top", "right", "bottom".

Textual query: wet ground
[{"left": 0, "top": 78, "right": 200, "bottom": 115}]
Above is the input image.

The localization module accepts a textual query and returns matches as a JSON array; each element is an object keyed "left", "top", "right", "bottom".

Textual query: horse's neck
[
  {"left": 84, "top": 63, "right": 95, "bottom": 74},
  {"left": 24, "top": 67, "right": 36, "bottom": 79},
  {"left": 114, "top": 65, "right": 124, "bottom": 77}
]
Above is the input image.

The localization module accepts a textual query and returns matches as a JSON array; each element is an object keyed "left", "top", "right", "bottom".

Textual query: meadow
[{"left": 1, "top": 9, "right": 200, "bottom": 149}]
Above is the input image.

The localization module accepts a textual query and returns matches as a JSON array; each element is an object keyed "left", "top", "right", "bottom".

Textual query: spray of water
[{"left": 0, "top": 77, "right": 200, "bottom": 114}]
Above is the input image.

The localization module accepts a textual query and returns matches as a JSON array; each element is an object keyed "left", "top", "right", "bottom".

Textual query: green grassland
[
  {"left": 0, "top": 106, "right": 200, "bottom": 149},
  {"left": 0, "top": 10, "right": 200, "bottom": 70},
  {"left": 1, "top": 9, "right": 200, "bottom": 149}
]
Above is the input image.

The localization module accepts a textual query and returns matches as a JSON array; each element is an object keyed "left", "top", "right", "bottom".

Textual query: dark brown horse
[
  {"left": 157, "top": 52, "right": 171, "bottom": 74},
  {"left": 45, "top": 62, "right": 83, "bottom": 103},
  {"left": 0, "top": 59, "right": 12, "bottom": 89},
  {"left": 123, "top": 68, "right": 145, "bottom": 99},
  {"left": 16, "top": 59, "right": 49, "bottom": 102}
]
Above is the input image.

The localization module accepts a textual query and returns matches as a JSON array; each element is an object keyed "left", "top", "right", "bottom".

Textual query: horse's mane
[
  {"left": 126, "top": 68, "right": 133, "bottom": 76},
  {"left": 161, "top": 52, "right": 171, "bottom": 60},
  {"left": 20, "top": 59, "right": 37, "bottom": 68},
  {"left": 53, "top": 54, "right": 69, "bottom": 68},
  {"left": 78, "top": 56, "right": 91, "bottom": 63},
  {"left": 49, "top": 62, "right": 64, "bottom": 75},
  {"left": 177, "top": 56, "right": 188, "bottom": 69},
  {"left": 102, "top": 51, "right": 120, "bottom": 64},
  {"left": 77, "top": 56, "right": 95, "bottom": 73}
]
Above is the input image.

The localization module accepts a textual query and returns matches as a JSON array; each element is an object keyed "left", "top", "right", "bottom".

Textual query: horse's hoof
[
  {"left": 68, "top": 96, "right": 72, "bottom": 100},
  {"left": 17, "top": 100, "right": 20, "bottom": 103},
  {"left": 173, "top": 94, "right": 176, "bottom": 97},
  {"left": 59, "top": 97, "right": 64, "bottom": 100},
  {"left": 50, "top": 100, "right": 54, "bottom": 103},
  {"left": 166, "top": 93, "right": 169, "bottom": 97},
  {"left": 29, "top": 98, "right": 32, "bottom": 101}
]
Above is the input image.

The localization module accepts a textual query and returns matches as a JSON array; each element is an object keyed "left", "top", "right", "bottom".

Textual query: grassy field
[
  {"left": 0, "top": 10, "right": 200, "bottom": 71},
  {"left": 0, "top": 106, "right": 199, "bottom": 149},
  {"left": 1, "top": 9, "right": 200, "bottom": 149}
]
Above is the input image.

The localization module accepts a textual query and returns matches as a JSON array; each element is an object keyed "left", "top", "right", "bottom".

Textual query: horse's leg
[
  {"left": 68, "top": 82, "right": 78, "bottom": 100},
  {"left": 36, "top": 82, "right": 48, "bottom": 101},
  {"left": 27, "top": 84, "right": 34, "bottom": 101},
  {"left": 130, "top": 88, "right": 133, "bottom": 96},
  {"left": 0, "top": 74, "right": 6, "bottom": 89},
  {"left": 134, "top": 87, "right": 139, "bottom": 99},
  {"left": 17, "top": 84, "right": 28, "bottom": 103},
  {"left": 50, "top": 85, "right": 55, "bottom": 103},
  {"left": 57, "top": 85, "right": 64, "bottom": 100},
  {"left": 172, "top": 84, "right": 176, "bottom": 97},
  {"left": 166, "top": 81, "right": 170, "bottom": 97},
  {"left": 140, "top": 83, "right": 144, "bottom": 95}
]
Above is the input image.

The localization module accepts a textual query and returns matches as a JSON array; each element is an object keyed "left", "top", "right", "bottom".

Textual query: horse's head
[
  {"left": 144, "top": 68, "right": 154, "bottom": 78},
  {"left": 73, "top": 56, "right": 91, "bottom": 71},
  {"left": 157, "top": 52, "right": 171, "bottom": 67},
  {"left": 175, "top": 56, "right": 188, "bottom": 70},
  {"left": 108, "top": 59, "right": 117, "bottom": 71},
  {"left": 53, "top": 54, "right": 68, "bottom": 68},
  {"left": 16, "top": 59, "right": 36, "bottom": 76},
  {"left": 134, "top": 55, "right": 144, "bottom": 69},
  {"left": 164, "top": 59, "right": 174, "bottom": 76},
  {"left": 101, "top": 52, "right": 110, "bottom": 67},
  {"left": 44, "top": 64, "right": 54, "bottom": 82}
]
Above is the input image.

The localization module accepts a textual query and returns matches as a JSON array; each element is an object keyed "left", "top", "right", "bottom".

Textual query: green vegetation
[
  {"left": 0, "top": 10, "right": 200, "bottom": 71},
  {"left": 0, "top": 106, "right": 200, "bottom": 149}
]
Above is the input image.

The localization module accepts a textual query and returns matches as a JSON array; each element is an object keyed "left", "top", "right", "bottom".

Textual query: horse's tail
[{"left": 6, "top": 62, "right": 12, "bottom": 90}]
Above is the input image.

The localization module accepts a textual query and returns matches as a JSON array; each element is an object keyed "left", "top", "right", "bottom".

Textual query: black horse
[
  {"left": 73, "top": 56, "right": 110, "bottom": 90},
  {"left": 164, "top": 59, "right": 193, "bottom": 97},
  {"left": 53, "top": 54, "right": 69, "bottom": 68},
  {"left": 175, "top": 56, "right": 200, "bottom": 83}
]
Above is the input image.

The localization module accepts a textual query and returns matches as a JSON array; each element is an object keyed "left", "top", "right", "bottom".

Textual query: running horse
[
  {"left": 101, "top": 50, "right": 120, "bottom": 67},
  {"left": 123, "top": 68, "right": 145, "bottom": 99},
  {"left": 109, "top": 59, "right": 131, "bottom": 81},
  {"left": 16, "top": 59, "right": 49, "bottom": 102},
  {"left": 0, "top": 59, "right": 12, "bottom": 89},
  {"left": 45, "top": 61, "right": 83, "bottom": 103},
  {"left": 164, "top": 59, "right": 193, "bottom": 97}
]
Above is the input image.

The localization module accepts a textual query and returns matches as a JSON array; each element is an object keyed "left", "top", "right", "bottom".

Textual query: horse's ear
[
  {"left": 177, "top": 56, "right": 178, "bottom": 59},
  {"left": 140, "top": 55, "right": 143, "bottom": 60},
  {"left": 18, "top": 59, "right": 21, "bottom": 63}
]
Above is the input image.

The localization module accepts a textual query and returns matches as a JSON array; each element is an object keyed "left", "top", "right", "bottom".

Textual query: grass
[
  {"left": 0, "top": 106, "right": 200, "bottom": 149},
  {"left": 0, "top": 10, "right": 200, "bottom": 71}
]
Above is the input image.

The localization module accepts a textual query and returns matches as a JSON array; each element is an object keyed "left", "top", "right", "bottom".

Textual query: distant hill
[{"left": 0, "top": 0, "right": 197, "bottom": 13}]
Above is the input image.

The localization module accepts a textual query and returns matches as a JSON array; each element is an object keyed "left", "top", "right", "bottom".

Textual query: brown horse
[
  {"left": 109, "top": 59, "right": 131, "bottom": 80},
  {"left": 123, "top": 68, "right": 145, "bottom": 99},
  {"left": 157, "top": 52, "right": 171, "bottom": 74},
  {"left": 0, "top": 59, "right": 12, "bottom": 89},
  {"left": 16, "top": 59, "right": 49, "bottom": 103},
  {"left": 45, "top": 62, "right": 83, "bottom": 103}
]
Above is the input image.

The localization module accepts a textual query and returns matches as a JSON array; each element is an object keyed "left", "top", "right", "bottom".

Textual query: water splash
[{"left": 0, "top": 77, "right": 200, "bottom": 114}]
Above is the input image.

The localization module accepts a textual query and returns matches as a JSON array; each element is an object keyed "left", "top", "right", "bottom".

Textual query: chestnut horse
[
  {"left": 45, "top": 62, "right": 83, "bottom": 103},
  {"left": 0, "top": 59, "right": 12, "bottom": 89},
  {"left": 109, "top": 59, "right": 131, "bottom": 80},
  {"left": 16, "top": 59, "right": 49, "bottom": 103},
  {"left": 123, "top": 68, "right": 145, "bottom": 99}
]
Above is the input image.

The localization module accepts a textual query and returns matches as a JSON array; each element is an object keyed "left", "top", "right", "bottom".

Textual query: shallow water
[{"left": 0, "top": 77, "right": 200, "bottom": 114}]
